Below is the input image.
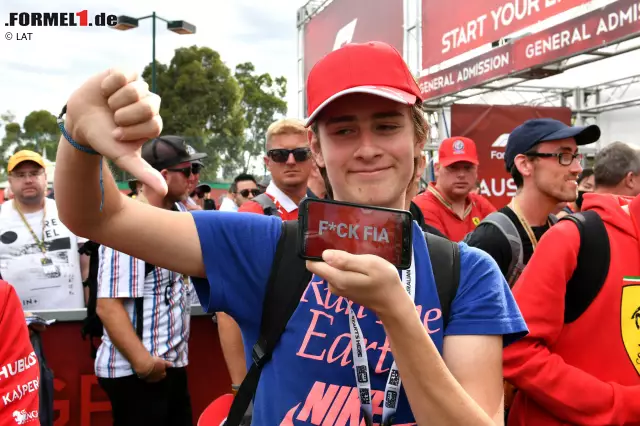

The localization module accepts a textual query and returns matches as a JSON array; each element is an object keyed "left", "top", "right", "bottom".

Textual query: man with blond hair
[
  {"left": 238, "top": 118, "right": 313, "bottom": 220},
  {"left": 223, "top": 119, "right": 313, "bottom": 422}
]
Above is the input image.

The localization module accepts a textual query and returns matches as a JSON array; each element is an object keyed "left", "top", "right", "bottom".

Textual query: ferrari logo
[
  {"left": 621, "top": 278, "right": 640, "bottom": 376},
  {"left": 472, "top": 217, "right": 481, "bottom": 226}
]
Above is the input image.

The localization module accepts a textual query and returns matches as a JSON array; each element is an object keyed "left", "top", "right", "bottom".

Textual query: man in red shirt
[
  {"left": 0, "top": 281, "right": 40, "bottom": 426},
  {"left": 413, "top": 136, "right": 496, "bottom": 241},
  {"left": 238, "top": 118, "right": 312, "bottom": 220},
  {"left": 503, "top": 193, "right": 640, "bottom": 425}
]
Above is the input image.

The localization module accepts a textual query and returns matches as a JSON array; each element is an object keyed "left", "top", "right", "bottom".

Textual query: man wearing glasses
[
  {"left": 238, "top": 118, "right": 313, "bottom": 220},
  {"left": 466, "top": 118, "right": 600, "bottom": 283},
  {"left": 167, "top": 142, "right": 207, "bottom": 212},
  {"left": 0, "top": 150, "right": 89, "bottom": 310},
  {"left": 464, "top": 118, "right": 599, "bottom": 421},
  {"left": 0, "top": 150, "right": 90, "bottom": 426},
  {"left": 92, "top": 136, "right": 200, "bottom": 426}
]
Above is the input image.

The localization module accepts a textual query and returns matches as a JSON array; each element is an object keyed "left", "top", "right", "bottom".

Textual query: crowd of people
[{"left": 1, "top": 39, "right": 640, "bottom": 426}]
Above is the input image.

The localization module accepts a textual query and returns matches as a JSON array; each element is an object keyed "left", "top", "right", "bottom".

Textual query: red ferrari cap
[
  {"left": 305, "top": 41, "right": 423, "bottom": 127},
  {"left": 438, "top": 137, "right": 479, "bottom": 167}
]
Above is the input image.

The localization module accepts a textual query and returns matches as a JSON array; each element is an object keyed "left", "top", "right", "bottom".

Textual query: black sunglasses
[
  {"left": 267, "top": 148, "right": 311, "bottom": 163},
  {"left": 167, "top": 167, "right": 192, "bottom": 178},
  {"left": 238, "top": 189, "right": 261, "bottom": 198},
  {"left": 191, "top": 163, "right": 202, "bottom": 174}
]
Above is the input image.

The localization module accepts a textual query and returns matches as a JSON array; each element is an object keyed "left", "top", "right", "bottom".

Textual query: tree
[
  {"left": 141, "top": 45, "right": 246, "bottom": 180},
  {"left": 234, "top": 62, "right": 287, "bottom": 175},
  {"left": 0, "top": 110, "right": 59, "bottom": 174}
]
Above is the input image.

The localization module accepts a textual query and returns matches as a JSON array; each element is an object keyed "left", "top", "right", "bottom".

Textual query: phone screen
[{"left": 298, "top": 199, "right": 413, "bottom": 269}]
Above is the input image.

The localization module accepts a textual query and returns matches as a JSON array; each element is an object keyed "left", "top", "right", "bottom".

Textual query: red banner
[
  {"left": 42, "top": 317, "right": 230, "bottom": 426},
  {"left": 422, "top": 0, "right": 591, "bottom": 69},
  {"left": 421, "top": 0, "right": 640, "bottom": 101},
  {"left": 303, "top": 0, "right": 403, "bottom": 86},
  {"left": 450, "top": 104, "right": 572, "bottom": 208}
]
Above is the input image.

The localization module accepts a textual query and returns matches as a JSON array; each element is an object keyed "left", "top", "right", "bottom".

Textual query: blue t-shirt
[{"left": 191, "top": 211, "right": 527, "bottom": 426}]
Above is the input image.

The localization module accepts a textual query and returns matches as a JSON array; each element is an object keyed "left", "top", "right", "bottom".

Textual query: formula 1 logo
[
  {"left": 333, "top": 18, "right": 357, "bottom": 51},
  {"left": 492, "top": 133, "right": 510, "bottom": 148},
  {"left": 490, "top": 133, "right": 509, "bottom": 160}
]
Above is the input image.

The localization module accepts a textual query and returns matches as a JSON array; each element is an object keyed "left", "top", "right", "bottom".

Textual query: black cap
[
  {"left": 141, "top": 136, "right": 208, "bottom": 171},
  {"left": 196, "top": 183, "right": 211, "bottom": 193},
  {"left": 505, "top": 118, "right": 600, "bottom": 171}
]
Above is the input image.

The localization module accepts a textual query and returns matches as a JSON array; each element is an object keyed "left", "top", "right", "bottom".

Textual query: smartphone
[{"left": 298, "top": 198, "right": 413, "bottom": 269}]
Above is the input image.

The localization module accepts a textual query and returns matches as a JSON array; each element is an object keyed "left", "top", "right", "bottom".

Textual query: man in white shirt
[
  {"left": 218, "top": 191, "right": 238, "bottom": 212},
  {"left": 0, "top": 149, "right": 89, "bottom": 426},
  {"left": 237, "top": 118, "right": 312, "bottom": 220},
  {"left": 0, "top": 150, "right": 88, "bottom": 311},
  {"left": 95, "top": 136, "right": 195, "bottom": 426}
]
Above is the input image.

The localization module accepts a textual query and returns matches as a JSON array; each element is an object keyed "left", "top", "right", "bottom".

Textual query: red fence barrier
[{"left": 41, "top": 315, "right": 230, "bottom": 426}]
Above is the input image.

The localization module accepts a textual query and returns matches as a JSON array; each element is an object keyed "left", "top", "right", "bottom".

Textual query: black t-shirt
[{"left": 464, "top": 206, "right": 550, "bottom": 277}]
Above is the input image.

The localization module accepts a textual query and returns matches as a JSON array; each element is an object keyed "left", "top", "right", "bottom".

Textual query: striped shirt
[{"left": 94, "top": 246, "right": 192, "bottom": 378}]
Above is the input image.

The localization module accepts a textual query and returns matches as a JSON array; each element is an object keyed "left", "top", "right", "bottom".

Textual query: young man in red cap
[
  {"left": 53, "top": 41, "right": 526, "bottom": 425},
  {"left": 413, "top": 137, "right": 495, "bottom": 241}
]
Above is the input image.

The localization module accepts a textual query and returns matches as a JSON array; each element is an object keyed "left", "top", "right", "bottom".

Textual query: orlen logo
[
  {"left": 333, "top": 18, "right": 357, "bottom": 51},
  {"left": 490, "top": 133, "right": 509, "bottom": 160}
]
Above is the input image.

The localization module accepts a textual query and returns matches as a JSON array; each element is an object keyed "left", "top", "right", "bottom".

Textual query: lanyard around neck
[
  {"left": 14, "top": 201, "right": 47, "bottom": 256},
  {"left": 348, "top": 250, "right": 416, "bottom": 426},
  {"left": 509, "top": 199, "right": 544, "bottom": 250}
]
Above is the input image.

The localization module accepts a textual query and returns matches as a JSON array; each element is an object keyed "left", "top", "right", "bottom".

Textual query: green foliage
[
  {"left": 141, "top": 45, "right": 246, "bottom": 181},
  {"left": 0, "top": 110, "right": 59, "bottom": 176},
  {"left": 5, "top": 46, "right": 289, "bottom": 183},
  {"left": 234, "top": 62, "right": 288, "bottom": 175}
]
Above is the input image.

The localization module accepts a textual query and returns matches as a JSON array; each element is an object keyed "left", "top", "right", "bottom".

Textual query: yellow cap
[{"left": 7, "top": 150, "right": 45, "bottom": 173}]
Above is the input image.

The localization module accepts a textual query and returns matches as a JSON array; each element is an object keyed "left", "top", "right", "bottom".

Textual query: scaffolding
[{"left": 298, "top": 0, "right": 640, "bottom": 132}]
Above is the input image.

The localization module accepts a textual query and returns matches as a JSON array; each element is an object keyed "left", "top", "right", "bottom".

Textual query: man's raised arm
[{"left": 54, "top": 69, "right": 205, "bottom": 278}]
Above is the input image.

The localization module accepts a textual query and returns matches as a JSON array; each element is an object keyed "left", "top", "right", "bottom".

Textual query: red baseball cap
[
  {"left": 305, "top": 41, "right": 423, "bottom": 127},
  {"left": 438, "top": 137, "right": 479, "bottom": 167}
]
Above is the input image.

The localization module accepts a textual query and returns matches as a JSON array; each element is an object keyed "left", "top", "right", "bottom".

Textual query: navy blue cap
[{"left": 505, "top": 118, "right": 600, "bottom": 171}]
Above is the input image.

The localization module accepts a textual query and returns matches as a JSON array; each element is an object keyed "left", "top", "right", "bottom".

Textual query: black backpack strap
[
  {"left": 253, "top": 193, "right": 281, "bottom": 217},
  {"left": 425, "top": 232, "right": 460, "bottom": 329},
  {"left": 226, "top": 220, "right": 311, "bottom": 426},
  {"left": 560, "top": 211, "right": 610, "bottom": 324},
  {"left": 135, "top": 262, "right": 157, "bottom": 340}
]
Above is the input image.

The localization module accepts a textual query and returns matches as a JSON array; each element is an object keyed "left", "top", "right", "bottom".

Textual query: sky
[
  {"left": 2, "top": 0, "right": 640, "bottom": 158},
  {"left": 0, "top": 0, "right": 307, "bottom": 135}
]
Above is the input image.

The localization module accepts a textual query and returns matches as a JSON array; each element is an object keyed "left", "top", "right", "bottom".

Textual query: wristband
[
  {"left": 57, "top": 104, "right": 104, "bottom": 212},
  {"left": 231, "top": 384, "right": 240, "bottom": 395},
  {"left": 136, "top": 361, "right": 155, "bottom": 380}
]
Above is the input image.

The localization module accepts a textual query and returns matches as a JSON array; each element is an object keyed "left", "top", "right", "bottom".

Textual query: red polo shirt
[
  {"left": 413, "top": 183, "right": 496, "bottom": 241},
  {"left": 238, "top": 182, "right": 300, "bottom": 221}
]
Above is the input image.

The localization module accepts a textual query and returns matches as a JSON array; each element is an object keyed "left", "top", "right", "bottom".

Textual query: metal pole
[{"left": 152, "top": 11, "right": 157, "bottom": 93}]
